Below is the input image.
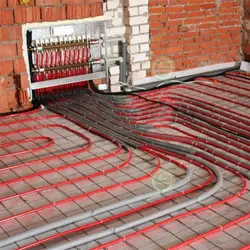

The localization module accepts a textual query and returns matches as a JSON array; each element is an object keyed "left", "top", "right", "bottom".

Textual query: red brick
[
  {"left": 202, "top": 16, "right": 217, "bottom": 23},
  {"left": 184, "top": 44, "right": 200, "bottom": 51},
  {"left": 220, "top": 8, "right": 235, "bottom": 14},
  {"left": 90, "top": 2, "right": 103, "bottom": 17},
  {"left": 0, "top": 9, "right": 14, "bottom": 25},
  {"left": 199, "top": 23, "right": 212, "bottom": 29},
  {"left": 149, "top": 1, "right": 158, "bottom": 6},
  {"left": 8, "top": 0, "right": 34, "bottom": 7},
  {"left": 184, "top": 5, "right": 200, "bottom": 11},
  {"left": 187, "top": 11, "right": 204, "bottom": 17},
  {"left": 201, "top": 35, "right": 212, "bottom": 42},
  {"left": 152, "top": 35, "right": 163, "bottom": 43},
  {"left": 221, "top": 1, "right": 235, "bottom": 7},
  {"left": 66, "top": 4, "right": 90, "bottom": 19},
  {"left": 17, "top": 41, "right": 23, "bottom": 56},
  {"left": 85, "top": 0, "right": 102, "bottom": 2},
  {"left": 1, "top": 76, "right": 14, "bottom": 89},
  {"left": 0, "top": 27, "right": 9, "bottom": 41},
  {"left": 36, "top": 0, "right": 60, "bottom": 5},
  {"left": 184, "top": 18, "right": 200, "bottom": 25},
  {"left": 216, "top": 40, "right": 231, "bottom": 46},
  {"left": 200, "top": 29, "right": 216, "bottom": 36},
  {"left": 151, "top": 7, "right": 165, "bottom": 14},
  {"left": 166, "top": 47, "right": 183, "bottom": 53},
  {"left": 184, "top": 38, "right": 196, "bottom": 44},
  {"left": 183, "top": 31, "right": 199, "bottom": 38},
  {"left": 165, "top": 7, "right": 183, "bottom": 12},
  {"left": 151, "top": 43, "right": 160, "bottom": 49},
  {"left": 203, "top": 47, "right": 217, "bottom": 55},
  {"left": 169, "top": 40, "right": 178, "bottom": 47},
  {"left": 220, "top": 33, "right": 231, "bottom": 39},
  {"left": 166, "top": 34, "right": 182, "bottom": 41},
  {"left": 221, "top": 20, "right": 236, "bottom": 26},
  {"left": 0, "top": 43, "right": 17, "bottom": 59},
  {"left": 9, "top": 25, "right": 22, "bottom": 41},
  {"left": 245, "top": 0, "right": 250, "bottom": 12},
  {"left": 166, "top": 20, "right": 183, "bottom": 26},
  {"left": 217, "top": 45, "right": 230, "bottom": 52},
  {"left": 41, "top": 5, "right": 66, "bottom": 21},
  {"left": 14, "top": 7, "right": 40, "bottom": 24},
  {"left": 0, "top": 76, "right": 12, "bottom": 111},
  {"left": 200, "top": 3, "right": 216, "bottom": 9},
  {"left": 210, "top": 54, "right": 223, "bottom": 60},
  {"left": 0, "top": 0, "right": 7, "bottom": 8},
  {"left": 152, "top": 49, "right": 166, "bottom": 55},
  {"left": 168, "top": 26, "right": 179, "bottom": 32},
  {"left": 158, "top": 14, "right": 167, "bottom": 21},
  {"left": 0, "top": 60, "right": 13, "bottom": 75},
  {"left": 62, "top": 0, "right": 86, "bottom": 3},
  {"left": 169, "top": 13, "right": 186, "bottom": 19},
  {"left": 19, "top": 73, "right": 29, "bottom": 89},
  {"left": 149, "top": 15, "right": 160, "bottom": 22},
  {"left": 178, "top": 25, "right": 189, "bottom": 32},
  {"left": 230, "top": 44, "right": 240, "bottom": 51},
  {"left": 229, "top": 26, "right": 241, "bottom": 34},
  {"left": 150, "top": 29, "right": 159, "bottom": 36},
  {"left": 14, "top": 57, "right": 27, "bottom": 73},
  {"left": 151, "top": 21, "right": 164, "bottom": 28},
  {"left": 201, "top": 41, "right": 216, "bottom": 48},
  {"left": 186, "top": 50, "right": 201, "bottom": 57},
  {"left": 7, "top": 88, "right": 18, "bottom": 109}
]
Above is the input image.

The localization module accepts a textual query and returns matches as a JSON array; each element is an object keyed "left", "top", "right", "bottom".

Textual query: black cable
[
  {"left": 91, "top": 65, "right": 240, "bottom": 96},
  {"left": 131, "top": 92, "right": 250, "bottom": 140}
]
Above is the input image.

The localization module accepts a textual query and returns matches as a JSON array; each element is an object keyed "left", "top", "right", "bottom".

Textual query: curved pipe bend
[
  {"left": 0, "top": 166, "right": 193, "bottom": 249},
  {"left": 46, "top": 162, "right": 223, "bottom": 250}
]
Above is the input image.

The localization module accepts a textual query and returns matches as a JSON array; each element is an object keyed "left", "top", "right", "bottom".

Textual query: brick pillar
[
  {"left": 124, "top": 0, "right": 151, "bottom": 85},
  {"left": 104, "top": 0, "right": 126, "bottom": 92}
]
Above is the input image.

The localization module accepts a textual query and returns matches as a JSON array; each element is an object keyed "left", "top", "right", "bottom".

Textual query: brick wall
[
  {"left": 0, "top": 0, "right": 103, "bottom": 114},
  {"left": 149, "top": 0, "right": 242, "bottom": 76},
  {"left": 0, "top": 0, "right": 245, "bottom": 113},
  {"left": 243, "top": 0, "right": 250, "bottom": 60}
]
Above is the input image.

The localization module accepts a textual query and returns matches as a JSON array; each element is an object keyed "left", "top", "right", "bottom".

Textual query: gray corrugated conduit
[
  {"left": 46, "top": 163, "right": 222, "bottom": 250},
  {"left": 0, "top": 168, "right": 193, "bottom": 248}
]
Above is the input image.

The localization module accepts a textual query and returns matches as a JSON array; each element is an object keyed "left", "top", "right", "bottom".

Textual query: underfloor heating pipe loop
[
  {"left": 0, "top": 168, "right": 193, "bottom": 248},
  {"left": 1, "top": 69, "right": 248, "bottom": 249},
  {"left": 18, "top": 151, "right": 214, "bottom": 250},
  {"left": 46, "top": 163, "right": 223, "bottom": 250}
]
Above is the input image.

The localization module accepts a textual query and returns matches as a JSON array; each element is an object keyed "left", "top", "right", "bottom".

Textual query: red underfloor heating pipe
[{"left": 0, "top": 71, "right": 250, "bottom": 249}]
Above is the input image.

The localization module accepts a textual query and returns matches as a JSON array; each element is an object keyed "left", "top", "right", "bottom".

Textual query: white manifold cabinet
[
  {"left": 24, "top": 18, "right": 126, "bottom": 98},
  {"left": 25, "top": 19, "right": 109, "bottom": 93}
]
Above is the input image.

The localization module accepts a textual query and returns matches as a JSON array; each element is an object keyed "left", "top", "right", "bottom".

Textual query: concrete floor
[{"left": 0, "top": 75, "right": 250, "bottom": 250}]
